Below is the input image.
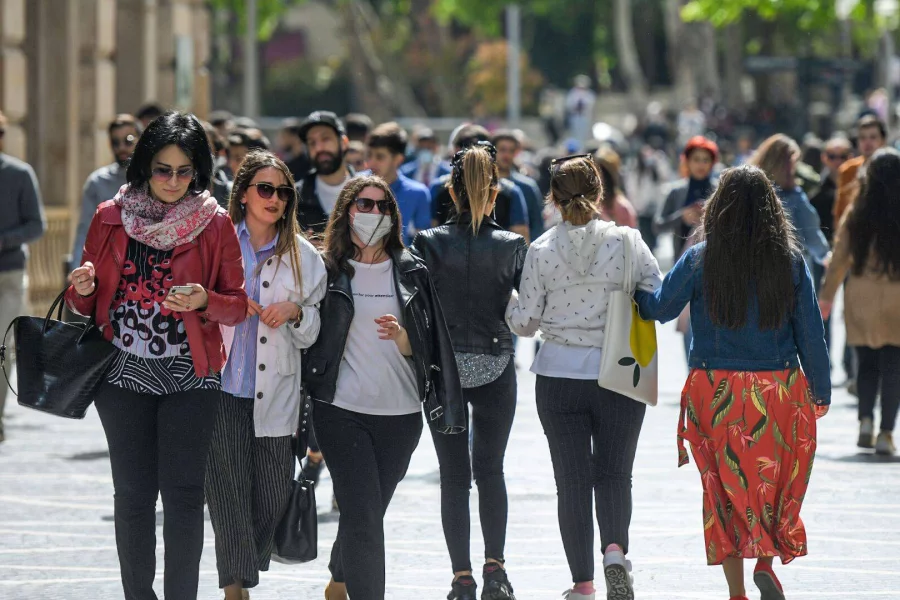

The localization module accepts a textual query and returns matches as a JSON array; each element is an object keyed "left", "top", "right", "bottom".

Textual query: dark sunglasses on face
[
  {"left": 826, "top": 152, "right": 849, "bottom": 161},
  {"left": 151, "top": 166, "right": 195, "bottom": 182},
  {"left": 0, "top": 129, "right": 5, "bottom": 139},
  {"left": 112, "top": 134, "right": 136, "bottom": 149},
  {"left": 248, "top": 182, "right": 295, "bottom": 202},
  {"left": 354, "top": 197, "right": 392, "bottom": 214},
  {"left": 550, "top": 153, "right": 593, "bottom": 172}
]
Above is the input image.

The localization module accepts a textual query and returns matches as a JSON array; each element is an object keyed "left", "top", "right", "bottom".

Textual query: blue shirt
[
  {"left": 507, "top": 171, "right": 544, "bottom": 242},
  {"left": 391, "top": 173, "right": 432, "bottom": 246},
  {"left": 429, "top": 176, "right": 528, "bottom": 229},
  {"left": 634, "top": 242, "right": 831, "bottom": 404},
  {"left": 222, "top": 221, "right": 278, "bottom": 398},
  {"left": 778, "top": 186, "right": 830, "bottom": 269}
]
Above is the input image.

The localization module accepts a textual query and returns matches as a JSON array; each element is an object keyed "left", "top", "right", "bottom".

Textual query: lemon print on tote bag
[
  {"left": 598, "top": 228, "right": 659, "bottom": 406},
  {"left": 616, "top": 302, "right": 658, "bottom": 387}
]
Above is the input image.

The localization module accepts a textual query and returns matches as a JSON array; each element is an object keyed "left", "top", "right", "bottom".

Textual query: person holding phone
[
  {"left": 205, "top": 150, "right": 327, "bottom": 600},
  {"left": 65, "top": 111, "right": 248, "bottom": 600},
  {"left": 304, "top": 175, "right": 464, "bottom": 600}
]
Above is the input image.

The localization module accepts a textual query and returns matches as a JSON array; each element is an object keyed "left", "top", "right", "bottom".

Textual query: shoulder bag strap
[
  {"left": 0, "top": 319, "right": 17, "bottom": 397},
  {"left": 620, "top": 226, "right": 635, "bottom": 296}
]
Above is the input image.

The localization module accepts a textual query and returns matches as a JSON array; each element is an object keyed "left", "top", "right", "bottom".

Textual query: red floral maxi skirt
[{"left": 679, "top": 368, "right": 817, "bottom": 565}]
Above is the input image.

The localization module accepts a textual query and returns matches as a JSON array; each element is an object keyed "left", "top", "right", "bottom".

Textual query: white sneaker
[
  {"left": 875, "top": 431, "right": 896, "bottom": 456},
  {"left": 859, "top": 418, "right": 875, "bottom": 449},
  {"left": 602, "top": 550, "right": 634, "bottom": 600},
  {"left": 562, "top": 589, "right": 595, "bottom": 600}
]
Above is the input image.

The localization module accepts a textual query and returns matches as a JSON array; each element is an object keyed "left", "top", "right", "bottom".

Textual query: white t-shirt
[
  {"left": 333, "top": 259, "right": 420, "bottom": 416},
  {"left": 316, "top": 174, "right": 350, "bottom": 216}
]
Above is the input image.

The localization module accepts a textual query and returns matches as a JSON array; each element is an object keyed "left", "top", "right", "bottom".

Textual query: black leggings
[
  {"left": 94, "top": 383, "right": 221, "bottom": 600},
  {"left": 315, "top": 401, "right": 423, "bottom": 600},
  {"left": 430, "top": 359, "right": 516, "bottom": 573},
  {"left": 857, "top": 345, "right": 900, "bottom": 432},
  {"left": 535, "top": 376, "right": 645, "bottom": 584}
]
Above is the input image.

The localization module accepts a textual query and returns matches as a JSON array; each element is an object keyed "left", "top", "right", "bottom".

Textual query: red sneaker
[{"left": 753, "top": 561, "right": 785, "bottom": 600}]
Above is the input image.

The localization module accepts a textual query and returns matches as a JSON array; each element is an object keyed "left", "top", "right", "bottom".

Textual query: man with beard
[
  {"left": 295, "top": 111, "right": 355, "bottom": 238},
  {"left": 71, "top": 114, "right": 141, "bottom": 267},
  {"left": 492, "top": 129, "right": 544, "bottom": 243}
]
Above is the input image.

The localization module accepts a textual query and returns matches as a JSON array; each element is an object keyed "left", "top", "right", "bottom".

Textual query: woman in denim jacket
[{"left": 635, "top": 166, "right": 830, "bottom": 600}]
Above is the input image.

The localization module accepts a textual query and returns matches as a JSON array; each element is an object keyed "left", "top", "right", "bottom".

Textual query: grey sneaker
[
  {"left": 602, "top": 550, "right": 634, "bottom": 600},
  {"left": 859, "top": 418, "right": 875, "bottom": 449},
  {"left": 561, "top": 589, "right": 595, "bottom": 600},
  {"left": 875, "top": 431, "right": 896, "bottom": 456}
]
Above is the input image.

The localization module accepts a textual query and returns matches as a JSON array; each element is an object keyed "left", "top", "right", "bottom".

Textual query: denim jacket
[
  {"left": 778, "top": 186, "right": 830, "bottom": 269},
  {"left": 634, "top": 242, "right": 831, "bottom": 404}
]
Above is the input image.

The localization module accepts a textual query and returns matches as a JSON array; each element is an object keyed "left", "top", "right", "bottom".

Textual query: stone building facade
[{"left": 0, "top": 0, "right": 211, "bottom": 312}]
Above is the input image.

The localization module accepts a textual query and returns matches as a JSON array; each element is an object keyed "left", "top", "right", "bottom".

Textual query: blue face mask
[{"left": 418, "top": 150, "right": 434, "bottom": 165}]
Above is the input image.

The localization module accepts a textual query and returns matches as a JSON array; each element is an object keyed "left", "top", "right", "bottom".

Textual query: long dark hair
[
  {"left": 849, "top": 147, "right": 900, "bottom": 280},
  {"left": 322, "top": 175, "right": 404, "bottom": 278},
  {"left": 228, "top": 150, "right": 304, "bottom": 289},
  {"left": 126, "top": 111, "right": 214, "bottom": 192},
  {"left": 701, "top": 165, "right": 800, "bottom": 330}
]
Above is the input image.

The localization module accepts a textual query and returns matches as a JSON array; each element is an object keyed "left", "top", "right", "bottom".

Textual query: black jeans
[
  {"left": 430, "top": 360, "right": 516, "bottom": 573},
  {"left": 315, "top": 401, "right": 423, "bottom": 600},
  {"left": 856, "top": 345, "right": 900, "bottom": 432},
  {"left": 535, "top": 376, "right": 646, "bottom": 583},
  {"left": 94, "top": 383, "right": 221, "bottom": 600}
]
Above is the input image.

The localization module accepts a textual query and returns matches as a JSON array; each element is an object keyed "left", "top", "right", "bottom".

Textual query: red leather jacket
[{"left": 65, "top": 200, "right": 248, "bottom": 378}]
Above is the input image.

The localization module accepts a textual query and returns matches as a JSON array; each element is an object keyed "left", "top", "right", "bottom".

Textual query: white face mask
[{"left": 352, "top": 212, "right": 393, "bottom": 247}]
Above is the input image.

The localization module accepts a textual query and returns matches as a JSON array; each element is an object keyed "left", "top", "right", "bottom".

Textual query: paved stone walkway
[{"left": 1, "top": 303, "right": 898, "bottom": 599}]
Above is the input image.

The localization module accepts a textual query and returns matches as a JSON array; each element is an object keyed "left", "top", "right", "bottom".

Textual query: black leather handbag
[
  {"left": 0, "top": 288, "right": 116, "bottom": 419},
  {"left": 271, "top": 398, "right": 318, "bottom": 565}
]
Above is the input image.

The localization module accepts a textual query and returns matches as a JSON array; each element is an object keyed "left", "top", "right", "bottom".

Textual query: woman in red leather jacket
[{"left": 66, "top": 111, "right": 247, "bottom": 600}]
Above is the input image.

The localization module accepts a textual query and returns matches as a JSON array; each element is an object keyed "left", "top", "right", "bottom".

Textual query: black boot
[
  {"left": 447, "top": 575, "right": 477, "bottom": 600},
  {"left": 481, "top": 564, "right": 515, "bottom": 600}
]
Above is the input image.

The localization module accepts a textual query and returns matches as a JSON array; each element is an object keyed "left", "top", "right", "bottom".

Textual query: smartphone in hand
[{"left": 168, "top": 285, "right": 195, "bottom": 296}]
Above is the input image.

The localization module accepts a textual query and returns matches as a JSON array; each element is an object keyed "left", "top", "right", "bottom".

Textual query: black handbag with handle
[
  {"left": 0, "top": 288, "right": 116, "bottom": 419},
  {"left": 271, "top": 397, "right": 318, "bottom": 565}
]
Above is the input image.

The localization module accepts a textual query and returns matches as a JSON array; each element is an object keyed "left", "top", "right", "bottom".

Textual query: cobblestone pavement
[{"left": 1, "top": 298, "right": 898, "bottom": 600}]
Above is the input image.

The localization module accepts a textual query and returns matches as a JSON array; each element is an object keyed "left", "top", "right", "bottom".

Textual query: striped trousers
[
  {"left": 535, "top": 376, "right": 646, "bottom": 583},
  {"left": 205, "top": 395, "right": 293, "bottom": 589}
]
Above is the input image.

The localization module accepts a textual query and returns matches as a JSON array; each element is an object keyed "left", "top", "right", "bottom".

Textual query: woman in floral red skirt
[{"left": 635, "top": 165, "right": 831, "bottom": 600}]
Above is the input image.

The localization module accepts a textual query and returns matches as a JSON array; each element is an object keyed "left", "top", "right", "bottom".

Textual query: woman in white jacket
[
  {"left": 506, "top": 155, "right": 660, "bottom": 600},
  {"left": 206, "top": 150, "right": 327, "bottom": 600}
]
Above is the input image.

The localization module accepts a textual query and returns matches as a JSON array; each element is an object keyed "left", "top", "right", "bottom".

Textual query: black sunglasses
[
  {"left": 0, "top": 129, "right": 5, "bottom": 139},
  {"left": 550, "top": 153, "right": 593, "bottom": 172},
  {"left": 248, "top": 182, "right": 295, "bottom": 202},
  {"left": 452, "top": 141, "right": 497, "bottom": 166},
  {"left": 354, "top": 197, "right": 392, "bottom": 214},
  {"left": 826, "top": 152, "right": 849, "bottom": 161}
]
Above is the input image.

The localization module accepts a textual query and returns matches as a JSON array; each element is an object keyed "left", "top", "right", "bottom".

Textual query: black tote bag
[
  {"left": 271, "top": 396, "right": 318, "bottom": 564},
  {"left": 1, "top": 288, "right": 116, "bottom": 419}
]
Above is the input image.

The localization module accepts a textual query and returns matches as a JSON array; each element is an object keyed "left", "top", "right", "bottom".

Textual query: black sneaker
[
  {"left": 481, "top": 564, "right": 515, "bottom": 600},
  {"left": 300, "top": 457, "right": 324, "bottom": 484},
  {"left": 448, "top": 575, "right": 477, "bottom": 600}
]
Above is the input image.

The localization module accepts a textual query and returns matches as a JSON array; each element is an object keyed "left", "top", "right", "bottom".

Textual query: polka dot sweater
[{"left": 506, "top": 219, "right": 661, "bottom": 349}]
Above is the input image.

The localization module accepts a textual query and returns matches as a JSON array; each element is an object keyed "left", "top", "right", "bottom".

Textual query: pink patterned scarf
[{"left": 114, "top": 184, "right": 220, "bottom": 251}]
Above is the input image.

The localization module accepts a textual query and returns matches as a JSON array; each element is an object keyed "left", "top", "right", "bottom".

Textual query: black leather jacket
[
  {"left": 302, "top": 249, "right": 465, "bottom": 434},
  {"left": 411, "top": 213, "right": 528, "bottom": 355}
]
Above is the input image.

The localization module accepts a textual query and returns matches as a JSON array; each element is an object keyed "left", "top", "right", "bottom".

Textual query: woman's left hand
[
  {"left": 163, "top": 284, "right": 208, "bottom": 313},
  {"left": 815, "top": 404, "right": 829, "bottom": 420},
  {"left": 260, "top": 301, "right": 301, "bottom": 329}
]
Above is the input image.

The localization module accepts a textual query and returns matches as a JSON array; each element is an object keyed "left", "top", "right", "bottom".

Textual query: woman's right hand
[{"left": 70, "top": 262, "right": 96, "bottom": 297}]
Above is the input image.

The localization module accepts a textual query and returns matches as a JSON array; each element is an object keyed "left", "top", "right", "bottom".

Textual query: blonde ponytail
[{"left": 448, "top": 146, "right": 501, "bottom": 234}]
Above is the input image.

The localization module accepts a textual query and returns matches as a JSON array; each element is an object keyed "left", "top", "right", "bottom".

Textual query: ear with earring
[{"left": 240, "top": 202, "right": 246, "bottom": 211}]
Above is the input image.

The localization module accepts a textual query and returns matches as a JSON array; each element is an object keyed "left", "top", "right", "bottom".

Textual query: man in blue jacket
[{"left": 492, "top": 129, "right": 544, "bottom": 243}]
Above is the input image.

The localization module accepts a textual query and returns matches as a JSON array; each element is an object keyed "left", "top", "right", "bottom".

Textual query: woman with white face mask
[{"left": 304, "top": 175, "right": 465, "bottom": 600}]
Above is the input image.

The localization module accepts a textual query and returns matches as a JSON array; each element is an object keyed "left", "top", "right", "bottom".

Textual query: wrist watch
[{"left": 290, "top": 303, "right": 304, "bottom": 326}]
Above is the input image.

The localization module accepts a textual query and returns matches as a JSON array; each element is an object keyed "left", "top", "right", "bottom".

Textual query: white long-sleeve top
[{"left": 506, "top": 219, "right": 661, "bottom": 377}]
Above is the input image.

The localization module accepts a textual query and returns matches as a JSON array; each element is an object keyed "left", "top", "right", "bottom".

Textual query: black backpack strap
[{"left": 0, "top": 318, "right": 17, "bottom": 397}]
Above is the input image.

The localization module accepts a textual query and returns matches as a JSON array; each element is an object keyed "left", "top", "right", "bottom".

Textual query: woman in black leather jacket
[
  {"left": 412, "top": 144, "right": 527, "bottom": 600},
  {"left": 304, "top": 175, "right": 464, "bottom": 600}
]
